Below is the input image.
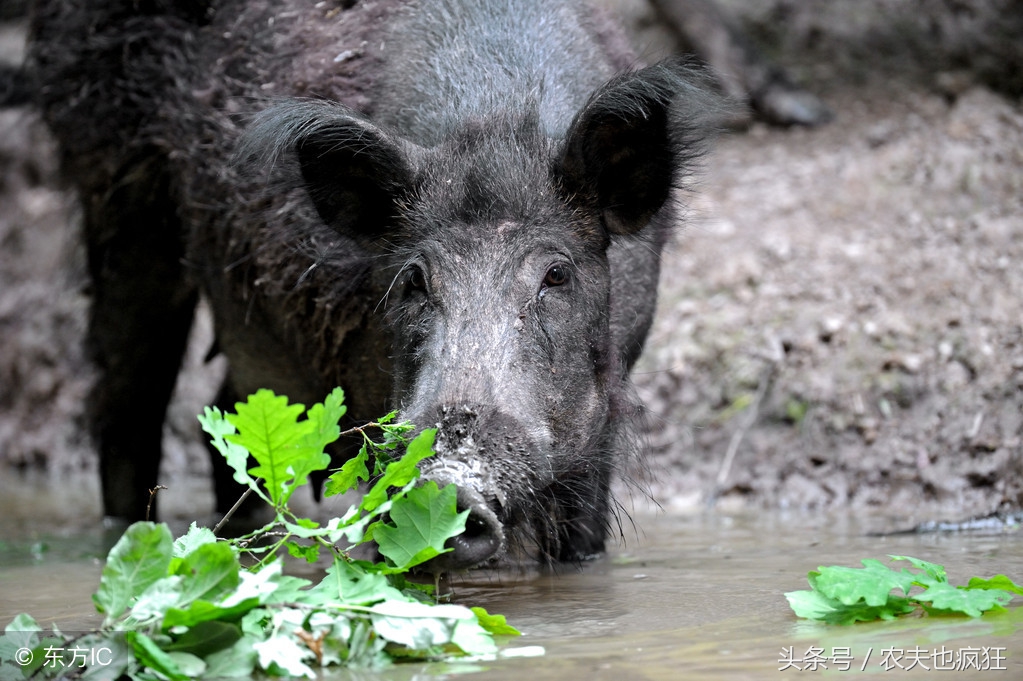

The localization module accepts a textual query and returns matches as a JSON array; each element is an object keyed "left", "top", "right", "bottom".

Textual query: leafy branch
[{"left": 2, "top": 387, "right": 528, "bottom": 679}]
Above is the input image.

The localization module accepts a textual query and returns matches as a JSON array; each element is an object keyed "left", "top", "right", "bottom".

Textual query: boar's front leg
[{"left": 84, "top": 151, "right": 197, "bottom": 522}]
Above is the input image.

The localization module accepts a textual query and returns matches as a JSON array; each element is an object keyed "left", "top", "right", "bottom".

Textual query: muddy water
[{"left": 1, "top": 471, "right": 1021, "bottom": 679}]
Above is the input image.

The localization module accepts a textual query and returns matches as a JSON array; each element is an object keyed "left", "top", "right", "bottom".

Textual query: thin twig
[
  {"left": 707, "top": 362, "right": 776, "bottom": 507},
  {"left": 146, "top": 485, "right": 167, "bottom": 522},
  {"left": 338, "top": 421, "right": 389, "bottom": 438},
  {"left": 214, "top": 487, "right": 254, "bottom": 535}
]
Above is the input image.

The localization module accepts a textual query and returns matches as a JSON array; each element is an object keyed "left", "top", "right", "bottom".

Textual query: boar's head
[{"left": 237, "top": 60, "right": 706, "bottom": 571}]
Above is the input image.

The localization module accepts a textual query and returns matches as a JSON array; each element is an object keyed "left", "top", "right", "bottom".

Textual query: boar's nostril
[{"left": 445, "top": 509, "right": 501, "bottom": 568}]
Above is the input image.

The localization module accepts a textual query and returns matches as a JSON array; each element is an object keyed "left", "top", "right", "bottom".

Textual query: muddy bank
[
  {"left": 0, "top": 2, "right": 1021, "bottom": 526},
  {"left": 614, "top": 0, "right": 1023, "bottom": 522}
]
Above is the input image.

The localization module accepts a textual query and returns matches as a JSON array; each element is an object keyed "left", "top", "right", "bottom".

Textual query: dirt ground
[{"left": 1, "top": 1, "right": 1021, "bottom": 526}]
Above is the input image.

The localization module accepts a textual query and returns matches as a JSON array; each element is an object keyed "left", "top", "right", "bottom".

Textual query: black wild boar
[{"left": 28, "top": 0, "right": 710, "bottom": 569}]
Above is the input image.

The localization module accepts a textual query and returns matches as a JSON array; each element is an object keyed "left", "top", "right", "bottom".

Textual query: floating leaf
[
  {"left": 810, "top": 559, "right": 915, "bottom": 606},
  {"left": 369, "top": 600, "right": 473, "bottom": 649},
  {"left": 785, "top": 588, "right": 915, "bottom": 625},
  {"left": 307, "top": 555, "right": 406, "bottom": 606},
  {"left": 200, "top": 634, "right": 260, "bottom": 678},
  {"left": 164, "top": 620, "right": 244, "bottom": 658},
  {"left": 252, "top": 629, "right": 316, "bottom": 678},
  {"left": 966, "top": 574, "right": 1023, "bottom": 596},
  {"left": 788, "top": 555, "right": 1020, "bottom": 625},
  {"left": 471, "top": 607, "right": 521, "bottom": 636},
  {"left": 915, "top": 581, "right": 1013, "bottom": 617},
  {"left": 126, "top": 631, "right": 191, "bottom": 681},
  {"left": 890, "top": 554, "right": 947, "bottom": 583}
]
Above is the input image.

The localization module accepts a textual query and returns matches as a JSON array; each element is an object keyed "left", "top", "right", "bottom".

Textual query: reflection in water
[{"left": 1, "top": 471, "right": 1020, "bottom": 679}]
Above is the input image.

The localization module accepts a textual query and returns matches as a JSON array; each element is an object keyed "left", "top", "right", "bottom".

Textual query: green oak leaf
[
  {"left": 373, "top": 481, "right": 468, "bottom": 571},
  {"left": 471, "top": 606, "right": 522, "bottom": 636},
  {"left": 810, "top": 559, "right": 916, "bottom": 606},
  {"left": 785, "top": 588, "right": 916, "bottom": 625},
  {"left": 252, "top": 629, "right": 316, "bottom": 678},
  {"left": 163, "top": 620, "right": 244, "bottom": 658},
  {"left": 369, "top": 600, "right": 472, "bottom": 649},
  {"left": 889, "top": 555, "right": 947, "bottom": 583},
  {"left": 128, "top": 575, "right": 186, "bottom": 625},
  {"left": 93, "top": 522, "right": 174, "bottom": 621},
  {"left": 198, "top": 406, "right": 261, "bottom": 493},
  {"left": 915, "top": 581, "right": 1013, "bottom": 617},
  {"left": 18, "top": 388, "right": 518, "bottom": 675},
  {"left": 161, "top": 597, "right": 261, "bottom": 630},
  {"left": 967, "top": 574, "right": 1023, "bottom": 596},
  {"left": 307, "top": 555, "right": 407, "bottom": 606},
  {"left": 301, "top": 387, "right": 346, "bottom": 453},
  {"left": 172, "top": 523, "right": 218, "bottom": 559},
  {"left": 324, "top": 442, "right": 370, "bottom": 498},
  {"left": 125, "top": 631, "right": 190, "bottom": 681},
  {"left": 201, "top": 633, "right": 261, "bottom": 678},
  {"left": 225, "top": 389, "right": 329, "bottom": 506},
  {"left": 171, "top": 540, "right": 240, "bottom": 606},
  {"left": 285, "top": 540, "right": 321, "bottom": 563}
]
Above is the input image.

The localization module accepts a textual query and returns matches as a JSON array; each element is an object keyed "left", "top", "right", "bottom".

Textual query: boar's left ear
[
  {"left": 236, "top": 101, "right": 416, "bottom": 239},
  {"left": 558, "top": 59, "right": 706, "bottom": 236}
]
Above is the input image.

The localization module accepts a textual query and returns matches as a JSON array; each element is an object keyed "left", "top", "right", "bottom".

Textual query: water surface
[{"left": 1, "top": 471, "right": 1020, "bottom": 679}]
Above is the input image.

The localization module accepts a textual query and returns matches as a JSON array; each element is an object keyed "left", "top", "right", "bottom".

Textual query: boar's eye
[
  {"left": 405, "top": 265, "right": 427, "bottom": 294},
  {"left": 542, "top": 263, "right": 570, "bottom": 288}
]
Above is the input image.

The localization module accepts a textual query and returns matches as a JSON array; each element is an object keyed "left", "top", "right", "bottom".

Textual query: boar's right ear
[
  {"left": 236, "top": 101, "right": 416, "bottom": 238},
  {"left": 558, "top": 59, "right": 708, "bottom": 236}
]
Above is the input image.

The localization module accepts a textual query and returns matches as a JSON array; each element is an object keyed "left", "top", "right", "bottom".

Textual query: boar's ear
[
  {"left": 236, "top": 101, "right": 416, "bottom": 238},
  {"left": 559, "top": 59, "right": 706, "bottom": 236},
  {"left": 296, "top": 119, "right": 416, "bottom": 237}
]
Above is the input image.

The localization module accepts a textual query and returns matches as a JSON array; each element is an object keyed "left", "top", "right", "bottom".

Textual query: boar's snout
[
  {"left": 410, "top": 404, "right": 551, "bottom": 572},
  {"left": 418, "top": 460, "right": 505, "bottom": 573}
]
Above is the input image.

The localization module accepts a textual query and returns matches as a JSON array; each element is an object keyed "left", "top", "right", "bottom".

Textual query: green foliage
[
  {"left": 967, "top": 574, "right": 1023, "bottom": 595},
  {"left": 6, "top": 388, "right": 524, "bottom": 679},
  {"left": 783, "top": 588, "right": 916, "bottom": 625},
  {"left": 372, "top": 481, "right": 470, "bottom": 572},
  {"left": 93, "top": 522, "right": 174, "bottom": 621},
  {"left": 808, "top": 559, "right": 915, "bottom": 607},
  {"left": 786, "top": 555, "right": 1020, "bottom": 625}
]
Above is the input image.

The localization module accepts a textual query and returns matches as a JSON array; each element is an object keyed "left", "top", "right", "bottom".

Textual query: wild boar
[{"left": 29, "top": 0, "right": 710, "bottom": 568}]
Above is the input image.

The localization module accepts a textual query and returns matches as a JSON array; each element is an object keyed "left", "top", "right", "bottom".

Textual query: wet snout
[
  {"left": 417, "top": 459, "right": 505, "bottom": 572},
  {"left": 403, "top": 402, "right": 553, "bottom": 572}
]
